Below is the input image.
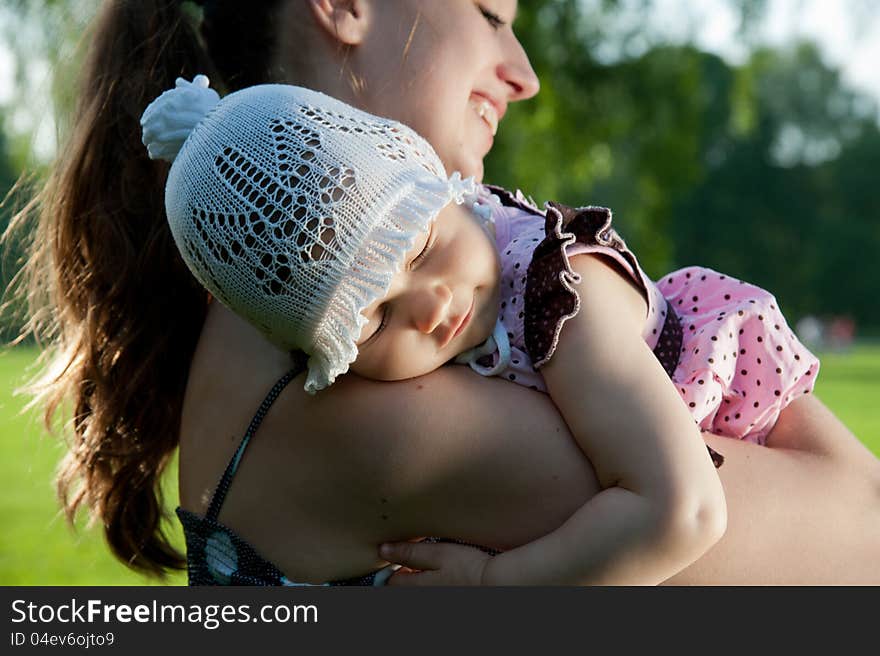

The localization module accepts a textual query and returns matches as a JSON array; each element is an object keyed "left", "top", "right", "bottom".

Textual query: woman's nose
[
  {"left": 412, "top": 284, "right": 453, "bottom": 334},
  {"left": 498, "top": 32, "right": 540, "bottom": 101}
]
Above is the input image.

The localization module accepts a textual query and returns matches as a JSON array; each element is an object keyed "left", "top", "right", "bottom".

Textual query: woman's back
[{"left": 178, "top": 301, "right": 602, "bottom": 583}]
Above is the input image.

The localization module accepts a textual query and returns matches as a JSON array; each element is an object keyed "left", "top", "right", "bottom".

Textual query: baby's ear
[{"left": 306, "top": 0, "right": 370, "bottom": 46}]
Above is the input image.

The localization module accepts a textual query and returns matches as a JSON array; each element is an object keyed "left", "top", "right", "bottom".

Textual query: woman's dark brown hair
[{"left": 5, "top": 0, "right": 284, "bottom": 575}]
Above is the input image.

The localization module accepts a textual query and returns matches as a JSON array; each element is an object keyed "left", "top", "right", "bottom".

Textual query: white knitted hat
[{"left": 141, "top": 76, "right": 478, "bottom": 392}]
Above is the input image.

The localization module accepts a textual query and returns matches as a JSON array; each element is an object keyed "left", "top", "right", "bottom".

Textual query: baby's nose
[{"left": 413, "top": 284, "right": 453, "bottom": 334}]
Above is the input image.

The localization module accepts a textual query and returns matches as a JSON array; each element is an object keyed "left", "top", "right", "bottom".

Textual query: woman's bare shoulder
[
  {"left": 267, "top": 367, "right": 601, "bottom": 568},
  {"left": 278, "top": 366, "right": 595, "bottom": 498},
  {"left": 179, "top": 303, "right": 600, "bottom": 580},
  {"left": 178, "top": 303, "right": 296, "bottom": 510}
]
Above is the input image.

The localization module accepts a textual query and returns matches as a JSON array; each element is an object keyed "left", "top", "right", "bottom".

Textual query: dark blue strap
[{"left": 205, "top": 352, "right": 307, "bottom": 522}]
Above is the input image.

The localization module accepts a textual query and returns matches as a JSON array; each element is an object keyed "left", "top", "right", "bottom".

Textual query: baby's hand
[{"left": 379, "top": 541, "right": 492, "bottom": 586}]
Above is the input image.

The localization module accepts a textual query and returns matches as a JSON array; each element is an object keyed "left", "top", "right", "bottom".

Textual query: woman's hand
[{"left": 379, "top": 541, "right": 493, "bottom": 586}]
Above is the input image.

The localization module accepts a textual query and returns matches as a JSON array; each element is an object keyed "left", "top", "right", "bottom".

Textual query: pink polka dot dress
[{"left": 471, "top": 186, "right": 819, "bottom": 447}]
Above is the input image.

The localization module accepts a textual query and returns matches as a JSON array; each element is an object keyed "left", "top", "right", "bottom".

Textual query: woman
[{"left": 15, "top": 0, "right": 879, "bottom": 584}]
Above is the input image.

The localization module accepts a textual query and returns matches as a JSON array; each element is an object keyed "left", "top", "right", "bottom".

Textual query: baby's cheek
[
  {"left": 364, "top": 344, "right": 443, "bottom": 382},
  {"left": 393, "top": 350, "right": 448, "bottom": 382},
  {"left": 349, "top": 349, "right": 400, "bottom": 383}
]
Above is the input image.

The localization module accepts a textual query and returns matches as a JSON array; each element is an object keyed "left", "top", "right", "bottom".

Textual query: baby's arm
[{"left": 482, "top": 254, "right": 727, "bottom": 585}]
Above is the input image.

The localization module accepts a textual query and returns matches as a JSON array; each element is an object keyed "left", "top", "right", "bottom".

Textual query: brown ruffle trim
[
  {"left": 523, "top": 202, "right": 641, "bottom": 368},
  {"left": 483, "top": 184, "right": 545, "bottom": 218}
]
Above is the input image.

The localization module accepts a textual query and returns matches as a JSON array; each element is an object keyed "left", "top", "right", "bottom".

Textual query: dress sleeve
[{"left": 524, "top": 202, "right": 657, "bottom": 368}]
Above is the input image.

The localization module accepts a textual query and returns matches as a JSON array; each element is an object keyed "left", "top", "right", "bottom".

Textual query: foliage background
[{"left": 487, "top": 0, "right": 879, "bottom": 329}]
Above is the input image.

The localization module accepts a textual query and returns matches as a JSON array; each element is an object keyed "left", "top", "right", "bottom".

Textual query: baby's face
[{"left": 350, "top": 201, "right": 501, "bottom": 382}]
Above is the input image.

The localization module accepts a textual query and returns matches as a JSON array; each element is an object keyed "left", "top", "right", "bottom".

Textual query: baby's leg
[{"left": 763, "top": 395, "right": 876, "bottom": 464}]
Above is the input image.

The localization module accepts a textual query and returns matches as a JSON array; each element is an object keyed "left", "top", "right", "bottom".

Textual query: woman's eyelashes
[{"left": 476, "top": 3, "right": 506, "bottom": 30}]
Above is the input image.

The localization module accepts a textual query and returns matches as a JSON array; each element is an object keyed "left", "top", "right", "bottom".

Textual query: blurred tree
[
  {"left": 0, "top": 115, "right": 28, "bottom": 343},
  {"left": 0, "top": 0, "right": 93, "bottom": 165},
  {"left": 488, "top": 2, "right": 879, "bottom": 331},
  {"left": 488, "top": 0, "right": 782, "bottom": 272},
  {"left": 812, "top": 121, "right": 880, "bottom": 328},
  {"left": 669, "top": 43, "right": 880, "bottom": 328}
]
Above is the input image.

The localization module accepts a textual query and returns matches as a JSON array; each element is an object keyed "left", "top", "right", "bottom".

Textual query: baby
[
  {"left": 144, "top": 77, "right": 819, "bottom": 585},
  {"left": 351, "top": 183, "right": 818, "bottom": 450}
]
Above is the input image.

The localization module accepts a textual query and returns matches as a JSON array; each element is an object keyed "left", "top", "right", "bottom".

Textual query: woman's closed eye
[{"left": 476, "top": 3, "right": 506, "bottom": 31}]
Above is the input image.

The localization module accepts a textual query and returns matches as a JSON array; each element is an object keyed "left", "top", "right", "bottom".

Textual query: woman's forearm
[
  {"left": 665, "top": 431, "right": 880, "bottom": 585},
  {"left": 668, "top": 396, "right": 880, "bottom": 584},
  {"left": 765, "top": 395, "right": 876, "bottom": 461},
  {"left": 374, "top": 374, "right": 878, "bottom": 585},
  {"left": 477, "top": 394, "right": 879, "bottom": 586}
]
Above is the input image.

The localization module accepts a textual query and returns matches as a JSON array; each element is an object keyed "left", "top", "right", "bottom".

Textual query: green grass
[
  {"left": 1, "top": 343, "right": 878, "bottom": 585},
  {"left": 0, "top": 346, "right": 186, "bottom": 585},
  {"left": 812, "top": 344, "right": 880, "bottom": 454}
]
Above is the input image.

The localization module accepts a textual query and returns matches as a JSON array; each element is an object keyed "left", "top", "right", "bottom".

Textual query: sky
[
  {"left": 0, "top": 0, "right": 878, "bottom": 161},
  {"left": 646, "top": 0, "right": 880, "bottom": 103}
]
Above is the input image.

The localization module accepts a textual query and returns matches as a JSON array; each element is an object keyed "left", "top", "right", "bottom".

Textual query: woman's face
[{"left": 350, "top": 0, "right": 539, "bottom": 181}]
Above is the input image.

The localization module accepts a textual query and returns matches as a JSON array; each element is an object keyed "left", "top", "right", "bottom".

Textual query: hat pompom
[{"left": 141, "top": 74, "right": 220, "bottom": 162}]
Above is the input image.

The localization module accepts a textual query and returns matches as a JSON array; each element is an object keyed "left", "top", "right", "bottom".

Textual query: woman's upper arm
[{"left": 289, "top": 366, "right": 601, "bottom": 549}]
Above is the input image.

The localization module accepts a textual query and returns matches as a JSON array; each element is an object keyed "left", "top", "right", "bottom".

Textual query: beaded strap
[{"left": 205, "top": 353, "right": 306, "bottom": 522}]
